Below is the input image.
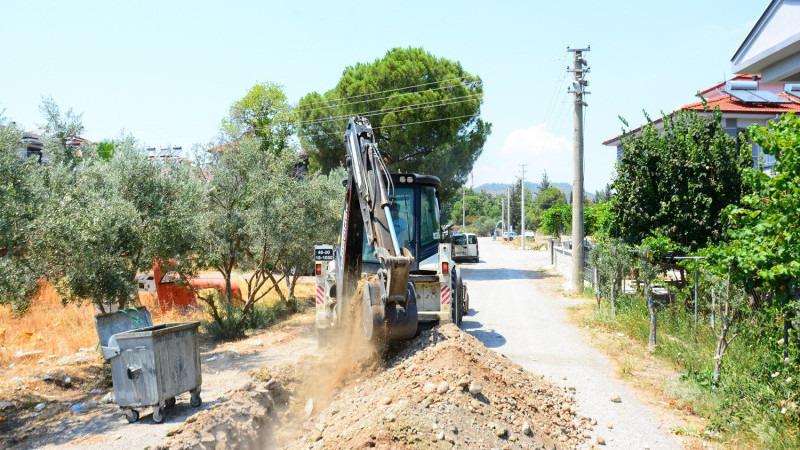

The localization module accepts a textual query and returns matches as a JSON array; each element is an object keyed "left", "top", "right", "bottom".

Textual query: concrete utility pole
[
  {"left": 500, "top": 197, "right": 504, "bottom": 234},
  {"left": 520, "top": 164, "right": 527, "bottom": 250},
  {"left": 462, "top": 188, "right": 466, "bottom": 229},
  {"left": 568, "top": 45, "right": 590, "bottom": 292},
  {"left": 508, "top": 188, "right": 512, "bottom": 234}
]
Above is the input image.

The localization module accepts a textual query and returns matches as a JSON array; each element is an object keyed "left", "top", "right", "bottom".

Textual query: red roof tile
[{"left": 683, "top": 93, "right": 800, "bottom": 114}]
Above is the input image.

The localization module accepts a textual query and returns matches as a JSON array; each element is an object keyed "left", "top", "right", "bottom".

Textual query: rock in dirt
[
  {"left": 521, "top": 421, "right": 531, "bottom": 435},
  {"left": 436, "top": 381, "right": 449, "bottom": 395},
  {"left": 597, "top": 435, "right": 606, "bottom": 445},
  {"left": 469, "top": 382, "right": 483, "bottom": 395},
  {"left": 610, "top": 393, "right": 621, "bottom": 403},
  {"left": 304, "top": 398, "right": 314, "bottom": 418}
]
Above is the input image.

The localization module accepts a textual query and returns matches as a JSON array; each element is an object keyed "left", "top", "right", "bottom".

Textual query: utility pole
[
  {"left": 500, "top": 197, "right": 504, "bottom": 236},
  {"left": 462, "top": 188, "right": 466, "bottom": 229},
  {"left": 520, "top": 164, "right": 526, "bottom": 250},
  {"left": 507, "top": 187, "right": 511, "bottom": 235},
  {"left": 568, "top": 45, "right": 590, "bottom": 292}
]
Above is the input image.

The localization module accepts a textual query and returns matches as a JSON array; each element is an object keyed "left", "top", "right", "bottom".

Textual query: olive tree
[
  {"left": 0, "top": 118, "right": 45, "bottom": 313},
  {"left": 35, "top": 136, "right": 205, "bottom": 312},
  {"left": 199, "top": 138, "right": 345, "bottom": 335}
]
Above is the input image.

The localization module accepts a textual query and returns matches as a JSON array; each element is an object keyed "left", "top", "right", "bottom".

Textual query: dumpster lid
[{"left": 94, "top": 307, "right": 153, "bottom": 348}]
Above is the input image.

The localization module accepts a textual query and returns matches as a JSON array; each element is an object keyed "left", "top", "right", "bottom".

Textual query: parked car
[
  {"left": 502, "top": 232, "right": 518, "bottom": 241},
  {"left": 451, "top": 232, "right": 479, "bottom": 262}
]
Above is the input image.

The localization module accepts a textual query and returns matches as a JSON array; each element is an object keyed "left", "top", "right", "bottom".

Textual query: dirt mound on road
[
  {"left": 285, "top": 324, "right": 589, "bottom": 448},
  {"left": 157, "top": 323, "right": 590, "bottom": 449}
]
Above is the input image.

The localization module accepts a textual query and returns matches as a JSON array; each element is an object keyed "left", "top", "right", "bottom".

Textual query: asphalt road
[{"left": 458, "top": 237, "right": 681, "bottom": 450}]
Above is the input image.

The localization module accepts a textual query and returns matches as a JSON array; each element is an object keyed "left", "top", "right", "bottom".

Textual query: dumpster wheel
[
  {"left": 125, "top": 409, "right": 139, "bottom": 423},
  {"left": 152, "top": 406, "right": 165, "bottom": 423},
  {"left": 190, "top": 388, "right": 202, "bottom": 407}
]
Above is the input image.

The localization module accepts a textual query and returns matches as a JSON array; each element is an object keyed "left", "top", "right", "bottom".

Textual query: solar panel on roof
[
  {"left": 786, "top": 84, "right": 800, "bottom": 100},
  {"left": 724, "top": 81, "right": 789, "bottom": 104}
]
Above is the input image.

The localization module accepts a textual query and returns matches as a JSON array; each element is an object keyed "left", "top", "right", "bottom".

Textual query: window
[
  {"left": 468, "top": 235, "right": 477, "bottom": 244},
  {"left": 453, "top": 234, "right": 467, "bottom": 245},
  {"left": 363, "top": 187, "right": 416, "bottom": 263},
  {"left": 419, "top": 186, "right": 441, "bottom": 257}
]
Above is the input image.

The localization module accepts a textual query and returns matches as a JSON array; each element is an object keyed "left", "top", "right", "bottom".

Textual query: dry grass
[
  {"left": 232, "top": 273, "right": 316, "bottom": 307},
  {"left": 0, "top": 282, "right": 98, "bottom": 366},
  {"left": 0, "top": 277, "right": 317, "bottom": 367}
]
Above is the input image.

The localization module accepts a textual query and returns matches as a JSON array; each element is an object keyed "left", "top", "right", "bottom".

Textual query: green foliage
[
  {"left": 0, "top": 119, "right": 44, "bottom": 312},
  {"left": 612, "top": 109, "right": 746, "bottom": 251},
  {"left": 448, "top": 187, "right": 503, "bottom": 233},
  {"left": 222, "top": 81, "right": 295, "bottom": 156},
  {"left": 296, "top": 47, "right": 491, "bottom": 202},
  {"left": 539, "top": 170, "right": 551, "bottom": 191},
  {"left": 589, "top": 238, "right": 633, "bottom": 300},
  {"left": 540, "top": 203, "right": 571, "bottom": 237},
  {"left": 96, "top": 141, "right": 114, "bottom": 160},
  {"left": 201, "top": 291, "right": 246, "bottom": 341},
  {"left": 723, "top": 114, "right": 800, "bottom": 302},
  {"left": 34, "top": 136, "right": 206, "bottom": 312},
  {"left": 508, "top": 178, "right": 535, "bottom": 232},
  {"left": 38, "top": 96, "right": 85, "bottom": 165},
  {"left": 585, "top": 201, "right": 613, "bottom": 238},
  {"left": 639, "top": 231, "right": 687, "bottom": 265},
  {"left": 198, "top": 135, "right": 344, "bottom": 330},
  {"left": 533, "top": 186, "right": 566, "bottom": 212}
]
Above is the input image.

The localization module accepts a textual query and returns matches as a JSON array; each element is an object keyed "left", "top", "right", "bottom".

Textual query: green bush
[{"left": 202, "top": 293, "right": 246, "bottom": 341}]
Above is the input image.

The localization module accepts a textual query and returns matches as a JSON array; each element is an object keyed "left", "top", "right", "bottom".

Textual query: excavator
[{"left": 314, "top": 116, "right": 468, "bottom": 344}]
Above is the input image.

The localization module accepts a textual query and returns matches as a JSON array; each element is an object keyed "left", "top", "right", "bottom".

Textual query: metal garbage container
[{"left": 95, "top": 307, "right": 203, "bottom": 423}]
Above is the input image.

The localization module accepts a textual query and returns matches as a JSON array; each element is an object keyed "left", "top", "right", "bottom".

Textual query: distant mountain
[{"left": 475, "top": 181, "right": 594, "bottom": 201}]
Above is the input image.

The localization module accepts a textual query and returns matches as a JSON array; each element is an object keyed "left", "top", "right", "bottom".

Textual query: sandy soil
[{"left": 0, "top": 311, "right": 317, "bottom": 450}]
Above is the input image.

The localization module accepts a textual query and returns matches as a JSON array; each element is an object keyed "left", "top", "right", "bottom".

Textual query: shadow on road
[
  {"left": 460, "top": 267, "right": 553, "bottom": 281},
  {"left": 460, "top": 318, "right": 506, "bottom": 348}
]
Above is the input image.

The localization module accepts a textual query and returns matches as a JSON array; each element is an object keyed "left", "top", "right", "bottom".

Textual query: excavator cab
[{"left": 361, "top": 174, "right": 443, "bottom": 273}]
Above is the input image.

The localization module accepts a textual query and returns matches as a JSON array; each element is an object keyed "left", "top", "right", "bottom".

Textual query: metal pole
[
  {"left": 507, "top": 187, "right": 511, "bottom": 236},
  {"left": 568, "top": 46, "right": 590, "bottom": 291},
  {"left": 500, "top": 199, "right": 504, "bottom": 236},
  {"left": 693, "top": 261, "right": 699, "bottom": 333},
  {"left": 520, "top": 164, "right": 526, "bottom": 250}
]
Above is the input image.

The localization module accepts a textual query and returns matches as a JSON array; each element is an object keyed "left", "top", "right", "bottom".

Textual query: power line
[
  {"left": 295, "top": 93, "right": 483, "bottom": 127},
  {"left": 281, "top": 112, "right": 481, "bottom": 140},
  {"left": 294, "top": 76, "right": 481, "bottom": 111},
  {"left": 544, "top": 51, "right": 569, "bottom": 131}
]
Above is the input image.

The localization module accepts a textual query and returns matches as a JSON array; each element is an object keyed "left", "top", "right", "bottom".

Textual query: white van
[{"left": 452, "top": 232, "right": 479, "bottom": 263}]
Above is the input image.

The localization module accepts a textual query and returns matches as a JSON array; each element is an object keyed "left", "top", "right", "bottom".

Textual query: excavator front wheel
[{"left": 361, "top": 282, "right": 383, "bottom": 341}]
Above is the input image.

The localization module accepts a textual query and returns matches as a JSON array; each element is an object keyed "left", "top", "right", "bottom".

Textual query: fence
[{"left": 549, "top": 239, "right": 596, "bottom": 289}]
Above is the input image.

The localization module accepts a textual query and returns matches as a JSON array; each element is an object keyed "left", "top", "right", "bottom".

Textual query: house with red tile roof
[{"left": 602, "top": 74, "right": 800, "bottom": 173}]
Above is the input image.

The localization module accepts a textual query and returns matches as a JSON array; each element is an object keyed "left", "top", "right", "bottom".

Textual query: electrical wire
[
  {"left": 295, "top": 93, "right": 483, "bottom": 127},
  {"left": 295, "top": 80, "right": 482, "bottom": 115},
  {"left": 294, "top": 76, "right": 481, "bottom": 110},
  {"left": 286, "top": 112, "right": 482, "bottom": 140}
]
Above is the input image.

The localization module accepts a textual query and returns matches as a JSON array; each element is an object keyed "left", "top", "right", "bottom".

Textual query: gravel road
[{"left": 459, "top": 237, "right": 681, "bottom": 449}]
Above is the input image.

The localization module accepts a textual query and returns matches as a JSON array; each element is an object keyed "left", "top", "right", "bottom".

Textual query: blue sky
[{"left": 0, "top": 1, "right": 767, "bottom": 191}]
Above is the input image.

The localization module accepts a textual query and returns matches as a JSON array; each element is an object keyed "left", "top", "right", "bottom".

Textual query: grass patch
[{"left": 583, "top": 293, "right": 800, "bottom": 448}]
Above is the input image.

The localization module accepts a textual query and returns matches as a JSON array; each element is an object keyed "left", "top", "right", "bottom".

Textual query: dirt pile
[
  {"left": 156, "top": 378, "right": 283, "bottom": 449},
  {"left": 284, "top": 324, "right": 590, "bottom": 449},
  {"left": 157, "top": 323, "right": 592, "bottom": 449}
]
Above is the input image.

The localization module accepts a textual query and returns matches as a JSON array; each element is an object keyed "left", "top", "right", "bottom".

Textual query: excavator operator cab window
[
  {"left": 362, "top": 184, "right": 441, "bottom": 265},
  {"left": 363, "top": 187, "right": 416, "bottom": 263}
]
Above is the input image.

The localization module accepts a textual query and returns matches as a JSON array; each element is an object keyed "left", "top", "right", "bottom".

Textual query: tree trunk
[
  {"left": 648, "top": 298, "right": 657, "bottom": 352},
  {"left": 611, "top": 280, "right": 616, "bottom": 316}
]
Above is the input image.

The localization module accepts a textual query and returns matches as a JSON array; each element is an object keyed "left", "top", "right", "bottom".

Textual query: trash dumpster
[{"left": 95, "top": 307, "right": 202, "bottom": 423}]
